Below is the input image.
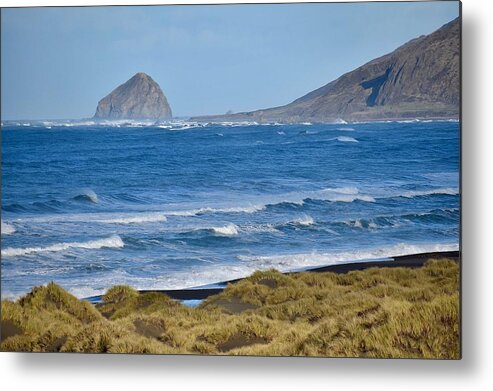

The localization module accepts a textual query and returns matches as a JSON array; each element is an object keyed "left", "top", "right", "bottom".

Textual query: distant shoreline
[
  {"left": 84, "top": 250, "right": 460, "bottom": 303},
  {"left": 1, "top": 117, "right": 460, "bottom": 126}
]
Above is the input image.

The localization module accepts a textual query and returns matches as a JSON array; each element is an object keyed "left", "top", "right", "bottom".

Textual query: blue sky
[{"left": 1, "top": 1, "right": 459, "bottom": 120}]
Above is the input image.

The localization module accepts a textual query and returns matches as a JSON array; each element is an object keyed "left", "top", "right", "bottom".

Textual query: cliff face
[
  {"left": 94, "top": 73, "right": 172, "bottom": 120},
  {"left": 193, "top": 17, "right": 460, "bottom": 123}
]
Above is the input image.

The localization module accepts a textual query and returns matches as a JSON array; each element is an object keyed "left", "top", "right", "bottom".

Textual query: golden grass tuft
[{"left": 1, "top": 259, "right": 460, "bottom": 358}]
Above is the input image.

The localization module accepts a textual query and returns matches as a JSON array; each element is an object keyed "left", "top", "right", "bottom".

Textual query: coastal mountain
[
  {"left": 193, "top": 17, "right": 460, "bottom": 123},
  {"left": 94, "top": 73, "right": 172, "bottom": 120}
]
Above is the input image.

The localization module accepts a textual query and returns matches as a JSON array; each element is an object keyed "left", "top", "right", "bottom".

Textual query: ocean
[{"left": 1, "top": 119, "right": 460, "bottom": 299}]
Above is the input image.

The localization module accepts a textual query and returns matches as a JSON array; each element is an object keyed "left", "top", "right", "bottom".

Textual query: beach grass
[{"left": 0, "top": 258, "right": 460, "bottom": 358}]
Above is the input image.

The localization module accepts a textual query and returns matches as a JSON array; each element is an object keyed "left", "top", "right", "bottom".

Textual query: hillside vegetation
[{"left": 1, "top": 259, "right": 459, "bottom": 358}]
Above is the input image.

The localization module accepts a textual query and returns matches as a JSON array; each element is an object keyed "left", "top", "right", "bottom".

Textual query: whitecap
[
  {"left": 73, "top": 189, "right": 99, "bottom": 203},
  {"left": 335, "top": 136, "right": 358, "bottom": 143},
  {"left": 290, "top": 215, "right": 315, "bottom": 226},
  {"left": 237, "top": 242, "right": 459, "bottom": 271},
  {"left": 241, "top": 224, "right": 280, "bottom": 234},
  {"left": 97, "top": 213, "right": 167, "bottom": 225},
  {"left": 1, "top": 221, "right": 16, "bottom": 235},
  {"left": 333, "top": 118, "right": 348, "bottom": 124},
  {"left": 166, "top": 205, "right": 265, "bottom": 217},
  {"left": 211, "top": 223, "right": 239, "bottom": 236},
  {"left": 396, "top": 119, "right": 423, "bottom": 124},
  {"left": 1, "top": 234, "right": 124, "bottom": 257}
]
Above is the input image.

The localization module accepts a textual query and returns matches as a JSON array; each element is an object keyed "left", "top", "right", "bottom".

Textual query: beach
[
  {"left": 88, "top": 250, "right": 459, "bottom": 303},
  {"left": 1, "top": 251, "right": 460, "bottom": 358}
]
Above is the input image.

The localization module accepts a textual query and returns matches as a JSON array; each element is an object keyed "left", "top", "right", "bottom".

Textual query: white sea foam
[
  {"left": 166, "top": 205, "right": 265, "bottom": 217},
  {"left": 12, "top": 187, "right": 375, "bottom": 229},
  {"left": 335, "top": 136, "right": 358, "bottom": 143},
  {"left": 277, "top": 131, "right": 286, "bottom": 135},
  {"left": 213, "top": 121, "right": 259, "bottom": 127},
  {"left": 182, "top": 222, "right": 278, "bottom": 236},
  {"left": 169, "top": 123, "right": 203, "bottom": 131},
  {"left": 1, "top": 234, "right": 124, "bottom": 257},
  {"left": 334, "top": 118, "right": 348, "bottom": 124},
  {"left": 397, "top": 119, "right": 422, "bottom": 124},
  {"left": 8, "top": 242, "right": 456, "bottom": 299},
  {"left": 211, "top": 223, "right": 239, "bottom": 236},
  {"left": 290, "top": 215, "right": 315, "bottom": 226},
  {"left": 345, "top": 219, "right": 379, "bottom": 229},
  {"left": 241, "top": 224, "right": 280, "bottom": 234},
  {"left": 97, "top": 213, "right": 167, "bottom": 225},
  {"left": 337, "top": 127, "right": 355, "bottom": 131},
  {"left": 237, "top": 242, "right": 459, "bottom": 271},
  {"left": 1, "top": 221, "right": 16, "bottom": 235}
]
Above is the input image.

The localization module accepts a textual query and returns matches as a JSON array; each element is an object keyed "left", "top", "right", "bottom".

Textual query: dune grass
[{"left": 0, "top": 259, "right": 460, "bottom": 358}]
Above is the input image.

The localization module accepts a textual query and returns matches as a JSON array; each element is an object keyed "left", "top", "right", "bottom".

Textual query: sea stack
[{"left": 94, "top": 72, "right": 172, "bottom": 120}]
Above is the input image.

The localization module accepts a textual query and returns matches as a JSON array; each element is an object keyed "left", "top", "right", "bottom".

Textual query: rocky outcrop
[
  {"left": 193, "top": 17, "right": 460, "bottom": 123},
  {"left": 94, "top": 73, "right": 172, "bottom": 120}
]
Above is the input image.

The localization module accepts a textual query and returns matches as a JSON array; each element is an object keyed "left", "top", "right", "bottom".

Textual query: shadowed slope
[
  {"left": 94, "top": 72, "right": 172, "bottom": 120},
  {"left": 193, "top": 18, "right": 459, "bottom": 123}
]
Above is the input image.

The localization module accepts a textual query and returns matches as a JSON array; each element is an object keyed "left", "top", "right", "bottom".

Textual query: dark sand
[
  {"left": 84, "top": 250, "right": 459, "bottom": 303},
  {"left": 217, "top": 333, "right": 269, "bottom": 352}
]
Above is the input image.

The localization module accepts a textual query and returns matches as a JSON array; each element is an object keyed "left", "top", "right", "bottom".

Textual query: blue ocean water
[{"left": 1, "top": 120, "right": 460, "bottom": 299}]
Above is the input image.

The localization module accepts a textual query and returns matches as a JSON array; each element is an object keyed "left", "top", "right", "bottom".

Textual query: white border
[{"left": 1, "top": 0, "right": 492, "bottom": 390}]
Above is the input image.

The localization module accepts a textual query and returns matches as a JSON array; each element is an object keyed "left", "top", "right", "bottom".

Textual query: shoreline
[
  {"left": 84, "top": 250, "right": 460, "bottom": 303},
  {"left": 2, "top": 254, "right": 460, "bottom": 356},
  {"left": 2, "top": 117, "right": 459, "bottom": 127}
]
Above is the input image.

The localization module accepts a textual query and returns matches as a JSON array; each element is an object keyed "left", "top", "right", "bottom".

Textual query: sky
[{"left": 1, "top": 1, "right": 459, "bottom": 120}]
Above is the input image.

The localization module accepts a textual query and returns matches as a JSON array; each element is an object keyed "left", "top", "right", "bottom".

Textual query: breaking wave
[
  {"left": 73, "top": 189, "right": 99, "bottom": 204},
  {"left": 335, "top": 136, "right": 358, "bottom": 143},
  {"left": 210, "top": 223, "right": 239, "bottom": 236},
  {"left": 166, "top": 188, "right": 375, "bottom": 218},
  {"left": 237, "top": 242, "right": 459, "bottom": 271},
  {"left": 263, "top": 187, "right": 375, "bottom": 207},
  {"left": 1, "top": 221, "right": 16, "bottom": 235},
  {"left": 1, "top": 234, "right": 124, "bottom": 257},
  {"left": 289, "top": 215, "right": 315, "bottom": 226},
  {"left": 166, "top": 205, "right": 265, "bottom": 217},
  {"left": 97, "top": 213, "right": 167, "bottom": 225}
]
